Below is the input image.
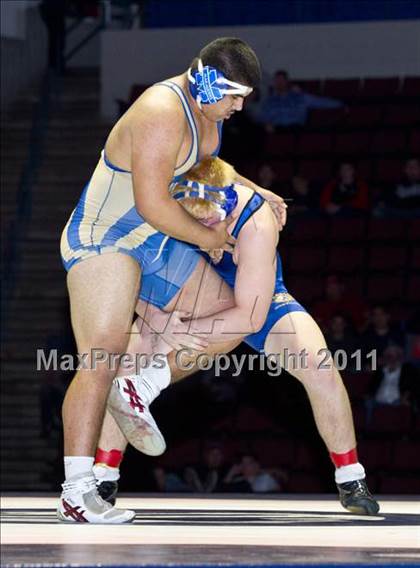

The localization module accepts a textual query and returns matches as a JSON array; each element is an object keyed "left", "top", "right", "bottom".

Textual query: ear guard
[{"left": 188, "top": 59, "right": 252, "bottom": 109}]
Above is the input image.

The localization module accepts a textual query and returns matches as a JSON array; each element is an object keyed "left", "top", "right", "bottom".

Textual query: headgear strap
[
  {"left": 188, "top": 59, "right": 252, "bottom": 109},
  {"left": 170, "top": 179, "right": 238, "bottom": 220}
]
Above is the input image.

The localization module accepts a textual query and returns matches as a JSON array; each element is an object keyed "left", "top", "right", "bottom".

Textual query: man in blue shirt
[{"left": 259, "top": 70, "right": 343, "bottom": 129}]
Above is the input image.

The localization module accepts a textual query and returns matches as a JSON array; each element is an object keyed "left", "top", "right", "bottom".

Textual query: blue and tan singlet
[{"left": 60, "top": 80, "right": 222, "bottom": 305}]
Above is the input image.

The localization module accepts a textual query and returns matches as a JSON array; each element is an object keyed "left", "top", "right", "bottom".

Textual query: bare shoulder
[{"left": 128, "top": 84, "right": 185, "bottom": 128}]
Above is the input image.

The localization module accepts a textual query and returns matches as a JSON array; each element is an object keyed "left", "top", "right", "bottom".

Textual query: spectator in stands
[
  {"left": 361, "top": 305, "right": 404, "bottom": 366},
  {"left": 258, "top": 70, "right": 343, "bottom": 130},
  {"left": 256, "top": 163, "right": 283, "bottom": 194},
  {"left": 313, "top": 274, "right": 368, "bottom": 332},
  {"left": 153, "top": 466, "right": 190, "bottom": 493},
  {"left": 286, "top": 175, "right": 319, "bottom": 216},
  {"left": 376, "top": 157, "right": 420, "bottom": 216},
  {"left": 320, "top": 162, "right": 370, "bottom": 216},
  {"left": 325, "top": 314, "right": 359, "bottom": 372},
  {"left": 364, "top": 344, "right": 420, "bottom": 425},
  {"left": 223, "top": 454, "right": 285, "bottom": 493},
  {"left": 184, "top": 443, "right": 229, "bottom": 493}
]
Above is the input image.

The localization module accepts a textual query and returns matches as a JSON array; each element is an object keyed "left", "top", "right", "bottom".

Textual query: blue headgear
[
  {"left": 188, "top": 59, "right": 253, "bottom": 109},
  {"left": 170, "top": 179, "right": 238, "bottom": 220}
]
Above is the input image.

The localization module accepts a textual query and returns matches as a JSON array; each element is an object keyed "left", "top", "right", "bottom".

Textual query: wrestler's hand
[
  {"left": 206, "top": 214, "right": 236, "bottom": 253},
  {"left": 257, "top": 188, "right": 287, "bottom": 230},
  {"left": 208, "top": 249, "right": 224, "bottom": 264},
  {"left": 157, "top": 310, "right": 208, "bottom": 352}
]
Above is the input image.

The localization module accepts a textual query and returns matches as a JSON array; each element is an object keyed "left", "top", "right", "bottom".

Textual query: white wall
[{"left": 101, "top": 20, "right": 420, "bottom": 119}]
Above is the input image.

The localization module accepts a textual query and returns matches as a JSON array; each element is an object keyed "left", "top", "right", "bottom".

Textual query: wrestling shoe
[
  {"left": 107, "top": 372, "right": 166, "bottom": 456},
  {"left": 337, "top": 478, "right": 380, "bottom": 515},
  {"left": 57, "top": 473, "right": 135, "bottom": 523},
  {"left": 97, "top": 480, "right": 119, "bottom": 506}
]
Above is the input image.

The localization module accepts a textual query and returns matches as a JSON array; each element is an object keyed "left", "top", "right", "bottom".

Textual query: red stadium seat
[
  {"left": 289, "top": 246, "right": 327, "bottom": 272},
  {"left": 361, "top": 77, "right": 400, "bottom": 98},
  {"left": 407, "top": 219, "right": 420, "bottom": 240},
  {"left": 307, "top": 108, "right": 345, "bottom": 128},
  {"left": 407, "top": 276, "right": 420, "bottom": 304},
  {"left": 294, "top": 443, "right": 323, "bottom": 471},
  {"left": 342, "top": 372, "right": 373, "bottom": 400},
  {"left": 270, "top": 160, "right": 294, "bottom": 182},
  {"left": 369, "top": 405, "right": 411, "bottom": 435},
  {"left": 287, "top": 472, "right": 326, "bottom": 493},
  {"left": 373, "top": 158, "right": 404, "bottom": 185},
  {"left": 235, "top": 406, "right": 277, "bottom": 433},
  {"left": 344, "top": 106, "right": 382, "bottom": 128},
  {"left": 330, "top": 218, "right": 366, "bottom": 242},
  {"left": 323, "top": 78, "right": 361, "bottom": 99},
  {"left": 295, "top": 133, "right": 332, "bottom": 156},
  {"left": 288, "top": 219, "right": 328, "bottom": 242},
  {"left": 409, "top": 130, "right": 420, "bottom": 154},
  {"left": 370, "top": 131, "right": 406, "bottom": 154},
  {"left": 358, "top": 440, "right": 392, "bottom": 471},
  {"left": 367, "top": 275, "right": 404, "bottom": 302},
  {"left": 221, "top": 437, "right": 251, "bottom": 461},
  {"left": 357, "top": 159, "right": 373, "bottom": 182},
  {"left": 328, "top": 246, "right": 364, "bottom": 273},
  {"left": 391, "top": 440, "right": 420, "bottom": 472},
  {"left": 265, "top": 132, "right": 296, "bottom": 156},
  {"left": 401, "top": 76, "right": 420, "bottom": 97},
  {"left": 298, "top": 160, "right": 332, "bottom": 183},
  {"left": 286, "top": 275, "right": 324, "bottom": 304},
  {"left": 334, "top": 132, "right": 371, "bottom": 155},
  {"left": 379, "top": 475, "right": 420, "bottom": 494},
  {"left": 383, "top": 105, "right": 420, "bottom": 127},
  {"left": 156, "top": 439, "right": 201, "bottom": 468},
  {"left": 252, "top": 438, "right": 295, "bottom": 467},
  {"left": 367, "top": 219, "right": 406, "bottom": 242},
  {"left": 369, "top": 245, "right": 407, "bottom": 271},
  {"left": 410, "top": 249, "right": 420, "bottom": 270}
]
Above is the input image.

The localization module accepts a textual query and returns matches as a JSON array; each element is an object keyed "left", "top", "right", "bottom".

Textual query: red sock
[
  {"left": 330, "top": 448, "right": 358, "bottom": 468},
  {"left": 95, "top": 448, "right": 124, "bottom": 468}
]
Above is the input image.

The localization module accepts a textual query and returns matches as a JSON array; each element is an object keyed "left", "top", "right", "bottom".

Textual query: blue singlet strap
[{"left": 231, "top": 191, "right": 265, "bottom": 239}]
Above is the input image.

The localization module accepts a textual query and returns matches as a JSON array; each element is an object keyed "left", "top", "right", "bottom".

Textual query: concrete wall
[
  {"left": 1, "top": 6, "right": 47, "bottom": 110},
  {"left": 101, "top": 19, "right": 420, "bottom": 119}
]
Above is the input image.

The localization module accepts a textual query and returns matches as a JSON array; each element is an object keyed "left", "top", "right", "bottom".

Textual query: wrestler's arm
[
  {"left": 130, "top": 96, "right": 234, "bottom": 251},
  {"left": 234, "top": 172, "right": 287, "bottom": 230},
  {"left": 186, "top": 222, "right": 277, "bottom": 342}
]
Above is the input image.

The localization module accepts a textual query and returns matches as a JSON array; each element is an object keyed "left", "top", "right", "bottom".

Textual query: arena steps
[{"left": 1, "top": 68, "right": 104, "bottom": 490}]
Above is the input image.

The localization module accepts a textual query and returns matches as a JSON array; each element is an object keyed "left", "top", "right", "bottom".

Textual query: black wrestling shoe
[
  {"left": 337, "top": 478, "right": 380, "bottom": 515},
  {"left": 97, "top": 480, "right": 119, "bottom": 506}
]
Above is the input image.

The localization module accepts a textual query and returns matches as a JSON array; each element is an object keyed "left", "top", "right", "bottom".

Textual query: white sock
[
  {"left": 64, "top": 456, "right": 94, "bottom": 480},
  {"left": 145, "top": 354, "right": 171, "bottom": 390},
  {"left": 335, "top": 462, "right": 366, "bottom": 484},
  {"left": 93, "top": 463, "right": 120, "bottom": 482}
]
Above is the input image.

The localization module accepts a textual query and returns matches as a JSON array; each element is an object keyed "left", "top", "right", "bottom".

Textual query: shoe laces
[{"left": 62, "top": 475, "right": 97, "bottom": 495}]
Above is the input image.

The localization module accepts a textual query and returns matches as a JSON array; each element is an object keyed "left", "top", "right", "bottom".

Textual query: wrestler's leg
[
  {"left": 97, "top": 257, "right": 239, "bottom": 454},
  {"left": 263, "top": 311, "right": 355, "bottom": 453},
  {"left": 63, "top": 253, "right": 140, "bottom": 456}
]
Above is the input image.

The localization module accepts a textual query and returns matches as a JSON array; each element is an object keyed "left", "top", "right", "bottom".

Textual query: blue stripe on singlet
[
  {"left": 212, "top": 121, "right": 223, "bottom": 156},
  {"left": 231, "top": 192, "right": 265, "bottom": 239},
  {"left": 158, "top": 81, "right": 199, "bottom": 170}
]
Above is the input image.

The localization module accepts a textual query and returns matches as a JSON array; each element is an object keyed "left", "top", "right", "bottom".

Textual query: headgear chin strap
[
  {"left": 170, "top": 179, "right": 238, "bottom": 220},
  {"left": 188, "top": 59, "right": 253, "bottom": 109}
]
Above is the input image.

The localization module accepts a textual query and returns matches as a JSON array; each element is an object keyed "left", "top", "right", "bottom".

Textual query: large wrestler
[
  {"left": 94, "top": 158, "right": 379, "bottom": 516},
  {"left": 58, "top": 38, "right": 287, "bottom": 523}
]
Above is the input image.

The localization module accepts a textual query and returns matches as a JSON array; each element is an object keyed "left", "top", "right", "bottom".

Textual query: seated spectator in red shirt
[
  {"left": 313, "top": 274, "right": 369, "bottom": 332},
  {"left": 375, "top": 157, "right": 420, "bottom": 217},
  {"left": 320, "top": 162, "right": 370, "bottom": 216}
]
